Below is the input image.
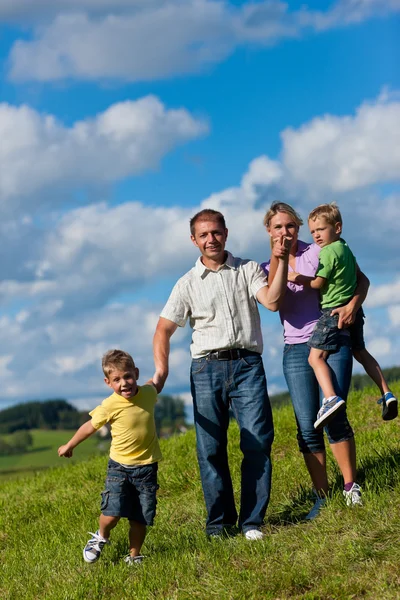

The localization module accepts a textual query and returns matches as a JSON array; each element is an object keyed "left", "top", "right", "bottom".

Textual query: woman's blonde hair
[{"left": 263, "top": 202, "right": 303, "bottom": 229}]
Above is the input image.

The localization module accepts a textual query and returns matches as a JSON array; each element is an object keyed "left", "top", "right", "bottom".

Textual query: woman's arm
[{"left": 330, "top": 266, "right": 369, "bottom": 329}]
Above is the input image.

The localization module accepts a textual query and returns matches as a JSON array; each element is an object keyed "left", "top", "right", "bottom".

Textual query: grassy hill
[
  {"left": 0, "top": 429, "right": 108, "bottom": 481},
  {"left": 0, "top": 382, "right": 399, "bottom": 599}
]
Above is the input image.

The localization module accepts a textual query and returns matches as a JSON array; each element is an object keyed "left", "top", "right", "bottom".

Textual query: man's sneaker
[
  {"left": 343, "top": 483, "right": 363, "bottom": 507},
  {"left": 305, "top": 492, "right": 327, "bottom": 521},
  {"left": 314, "top": 396, "right": 345, "bottom": 430},
  {"left": 244, "top": 528, "right": 264, "bottom": 541},
  {"left": 124, "top": 555, "right": 144, "bottom": 565},
  {"left": 378, "top": 392, "right": 398, "bottom": 421},
  {"left": 83, "top": 531, "right": 109, "bottom": 563}
]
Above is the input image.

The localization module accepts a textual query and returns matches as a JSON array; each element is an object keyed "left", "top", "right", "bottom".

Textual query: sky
[{"left": 0, "top": 0, "right": 399, "bottom": 414}]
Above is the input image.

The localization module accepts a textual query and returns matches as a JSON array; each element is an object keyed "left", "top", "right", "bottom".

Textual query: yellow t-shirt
[{"left": 89, "top": 385, "right": 162, "bottom": 466}]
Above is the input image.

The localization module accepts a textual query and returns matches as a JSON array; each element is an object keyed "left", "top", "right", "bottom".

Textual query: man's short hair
[
  {"left": 102, "top": 349, "right": 136, "bottom": 378},
  {"left": 308, "top": 202, "right": 342, "bottom": 226},
  {"left": 190, "top": 209, "right": 226, "bottom": 236}
]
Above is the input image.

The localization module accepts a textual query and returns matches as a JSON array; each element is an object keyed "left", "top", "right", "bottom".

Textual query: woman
[{"left": 262, "top": 202, "right": 369, "bottom": 519}]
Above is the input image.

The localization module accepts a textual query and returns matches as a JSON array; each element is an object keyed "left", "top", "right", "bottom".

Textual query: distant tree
[
  {"left": 155, "top": 395, "right": 187, "bottom": 434},
  {"left": 9, "top": 430, "right": 33, "bottom": 453},
  {"left": 0, "top": 399, "right": 87, "bottom": 433}
]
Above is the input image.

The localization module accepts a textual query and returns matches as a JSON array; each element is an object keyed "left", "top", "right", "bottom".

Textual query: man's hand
[
  {"left": 58, "top": 444, "right": 73, "bottom": 458},
  {"left": 152, "top": 371, "right": 167, "bottom": 394},
  {"left": 330, "top": 304, "right": 356, "bottom": 329}
]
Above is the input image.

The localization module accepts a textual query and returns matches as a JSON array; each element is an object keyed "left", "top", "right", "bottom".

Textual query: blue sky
[{"left": 0, "top": 0, "right": 399, "bottom": 411}]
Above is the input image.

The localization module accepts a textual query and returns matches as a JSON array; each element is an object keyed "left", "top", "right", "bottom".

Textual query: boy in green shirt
[
  {"left": 289, "top": 203, "right": 397, "bottom": 433},
  {"left": 58, "top": 349, "right": 162, "bottom": 565}
]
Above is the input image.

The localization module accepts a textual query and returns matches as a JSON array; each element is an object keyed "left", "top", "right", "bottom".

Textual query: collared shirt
[{"left": 160, "top": 251, "right": 268, "bottom": 358}]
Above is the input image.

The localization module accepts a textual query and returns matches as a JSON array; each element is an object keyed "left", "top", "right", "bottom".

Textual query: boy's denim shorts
[
  {"left": 100, "top": 459, "right": 159, "bottom": 525},
  {"left": 348, "top": 307, "right": 365, "bottom": 351},
  {"left": 308, "top": 306, "right": 365, "bottom": 352}
]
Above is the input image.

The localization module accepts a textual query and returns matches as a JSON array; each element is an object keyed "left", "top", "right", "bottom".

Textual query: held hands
[
  {"left": 271, "top": 235, "right": 292, "bottom": 259},
  {"left": 152, "top": 371, "right": 167, "bottom": 394},
  {"left": 58, "top": 444, "right": 73, "bottom": 458}
]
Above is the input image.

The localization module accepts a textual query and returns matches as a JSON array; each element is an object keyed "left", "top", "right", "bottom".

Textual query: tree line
[{"left": 0, "top": 395, "right": 188, "bottom": 443}]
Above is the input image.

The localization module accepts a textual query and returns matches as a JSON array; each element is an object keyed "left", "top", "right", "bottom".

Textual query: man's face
[
  {"left": 308, "top": 217, "right": 341, "bottom": 248},
  {"left": 191, "top": 219, "right": 228, "bottom": 262},
  {"left": 105, "top": 367, "right": 139, "bottom": 398}
]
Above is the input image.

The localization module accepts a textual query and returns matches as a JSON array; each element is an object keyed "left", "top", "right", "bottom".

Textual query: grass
[
  {"left": 0, "top": 429, "right": 108, "bottom": 481},
  {"left": 0, "top": 382, "right": 399, "bottom": 599}
]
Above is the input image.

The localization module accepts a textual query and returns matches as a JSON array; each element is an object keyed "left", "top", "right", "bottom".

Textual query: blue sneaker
[
  {"left": 83, "top": 531, "right": 109, "bottom": 563},
  {"left": 305, "top": 492, "right": 327, "bottom": 521},
  {"left": 314, "top": 396, "right": 345, "bottom": 430},
  {"left": 378, "top": 392, "right": 398, "bottom": 421}
]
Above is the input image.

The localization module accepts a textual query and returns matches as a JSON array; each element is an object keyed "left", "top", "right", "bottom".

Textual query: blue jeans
[
  {"left": 190, "top": 353, "right": 274, "bottom": 535},
  {"left": 283, "top": 340, "right": 354, "bottom": 454}
]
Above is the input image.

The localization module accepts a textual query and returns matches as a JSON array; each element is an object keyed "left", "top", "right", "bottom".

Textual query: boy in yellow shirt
[{"left": 58, "top": 349, "right": 162, "bottom": 565}]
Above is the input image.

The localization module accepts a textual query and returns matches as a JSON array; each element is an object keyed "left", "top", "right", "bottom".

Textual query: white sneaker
[
  {"left": 343, "top": 483, "right": 363, "bottom": 507},
  {"left": 244, "top": 528, "right": 264, "bottom": 540},
  {"left": 124, "top": 554, "right": 144, "bottom": 565},
  {"left": 83, "top": 531, "right": 109, "bottom": 563}
]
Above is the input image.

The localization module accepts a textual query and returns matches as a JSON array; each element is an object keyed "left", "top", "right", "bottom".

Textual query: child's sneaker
[
  {"left": 305, "top": 491, "right": 327, "bottom": 521},
  {"left": 83, "top": 531, "right": 109, "bottom": 563},
  {"left": 314, "top": 396, "right": 345, "bottom": 430},
  {"left": 343, "top": 483, "right": 363, "bottom": 507},
  {"left": 124, "top": 554, "right": 145, "bottom": 565},
  {"left": 378, "top": 392, "right": 398, "bottom": 421}
]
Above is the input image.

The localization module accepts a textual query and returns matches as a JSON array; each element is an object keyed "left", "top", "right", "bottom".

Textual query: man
[{"left": 153, "top": 209, "right": 289, "bottom": 540}]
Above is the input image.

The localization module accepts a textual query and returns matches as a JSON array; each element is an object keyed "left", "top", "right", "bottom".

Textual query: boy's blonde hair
[
  {"left": 308, "top": 202, "right": 342, "bottom": 226},
  {"left": 263, "top": 202, "right": 303, "bottom": 229},
  {"left": 102, "top": 349, "right": 136, "bottom": 378}
]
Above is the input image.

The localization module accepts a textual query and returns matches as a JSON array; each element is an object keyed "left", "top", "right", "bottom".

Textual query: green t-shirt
[{"left": 316, "top": 239, "right": 357, "bottom": 308}]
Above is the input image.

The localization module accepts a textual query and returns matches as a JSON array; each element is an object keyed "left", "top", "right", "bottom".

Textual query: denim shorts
[
  {"left": 308, "top": 307, "right": 365, "bottom": 352},
  {"left": 348, "top": 307, "right": 365, "bottom": 351},
  {"left": 100, "top": 459, "right": 159, "bottom": 525}
]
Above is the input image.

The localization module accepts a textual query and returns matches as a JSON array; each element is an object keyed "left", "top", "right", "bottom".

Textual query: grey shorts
[{"left": 101, "top": 459, "right": 159, "bottom": 525}]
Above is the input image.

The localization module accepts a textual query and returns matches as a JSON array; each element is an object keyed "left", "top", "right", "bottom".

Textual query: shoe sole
[
  {"left": 314, "top": 400, "right": 345, "bottom": 430},
  {"left": 383, "top": 399, "right": 398, "bottom": 421},
  {"left": 83, "top": 549, "right": 100, "bottom": 563}
]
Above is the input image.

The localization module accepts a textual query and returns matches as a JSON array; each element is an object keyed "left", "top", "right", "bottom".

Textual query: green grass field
[
  {"left": 0, "top": 429, "right": 108, "bottom": 481},
  {"left": 0, "top": 383, "right": 399, "bottom": 599}
]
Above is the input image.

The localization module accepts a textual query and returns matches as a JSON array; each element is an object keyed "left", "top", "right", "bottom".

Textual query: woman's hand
[{"left": 272, "top": 235, "right": 292, "bottom": 259}]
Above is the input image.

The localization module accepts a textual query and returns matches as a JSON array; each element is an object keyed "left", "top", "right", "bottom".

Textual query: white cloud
[
  {"left": 0, "top": 96, "right": 208, "bottom": 209},
  {"left": 365, "top": 279, "right": 400, "bottom": 309},
  {"left": 388, "top": 305, "right": 400, "bottom": 327},
  {"left": 7, "top": 1, "right": 400, "bottom": 83},
  {"left": 1, "top": 90, "right": 400, "bottom": 406},
  {"left": 281, "top": 92, "right": 400, "bottom": 194},
  {"left": 366, "top": 336, "right": 392, "bottom": 358}
]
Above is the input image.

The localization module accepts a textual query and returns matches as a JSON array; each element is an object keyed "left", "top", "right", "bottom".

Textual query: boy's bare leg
[
  {"left": 329, "top": 437, "right": 357, "bottom": 485},
  {"left": 308, "top": 348, "right": 337, "bottom": 398},
  {"left": 303, "top": 451, "right": 329, "bottom": 495},
  {"left": 128, "top": 520, "right": 147, "bottom": 557},
  {"left": 99, "top": 514, "right": 120, "bottom": 539},
  {"left": 353, "top": 349, "right": 389, "bottom": 396}
]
